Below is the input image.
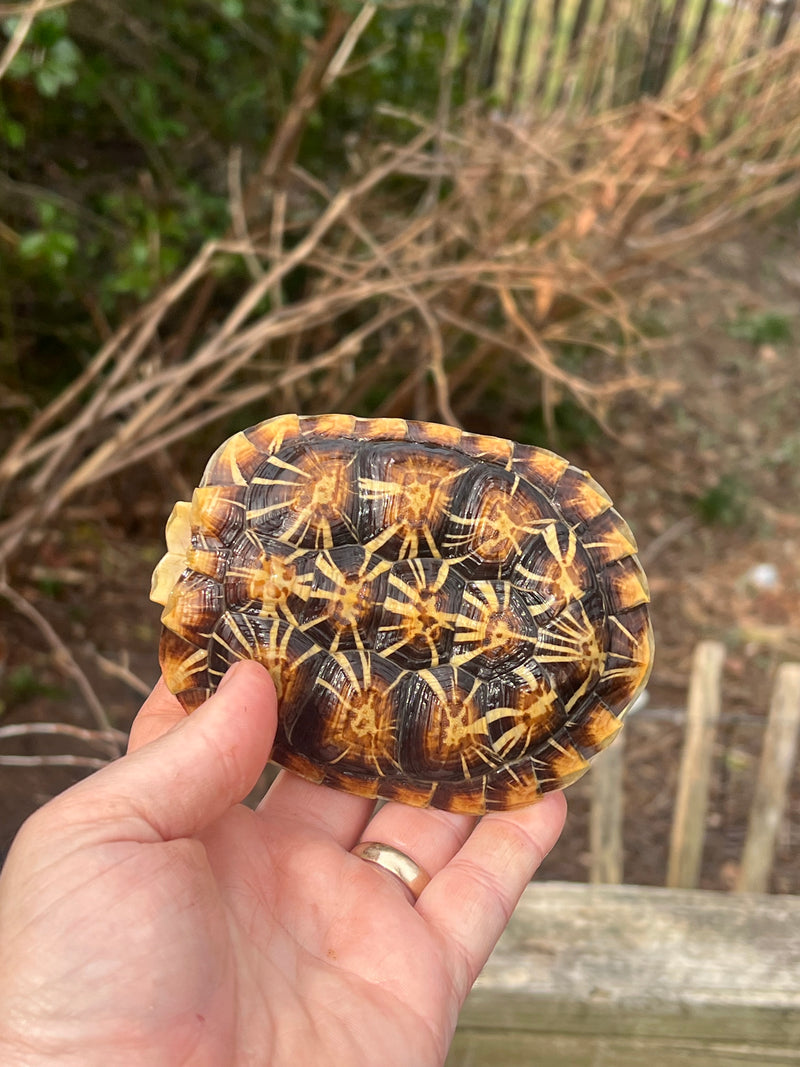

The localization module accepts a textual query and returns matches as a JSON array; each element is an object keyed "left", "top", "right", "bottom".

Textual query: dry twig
[
  {"left": 0, "top": 721, "right": 126, "bottom": 759},
  {"left": 92, "top": 652, "right": 153, "bottom": 699},
  {"left": 0, "top": 580, "right": 120, "bottom": 747},
  {"left": 0, "top": 754, "right": 110, "bottom": 769}
]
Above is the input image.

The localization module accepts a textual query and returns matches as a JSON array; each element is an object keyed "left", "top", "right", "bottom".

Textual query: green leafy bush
[{"left": 0, "top": 1, "right": 453, "bottom": 406}]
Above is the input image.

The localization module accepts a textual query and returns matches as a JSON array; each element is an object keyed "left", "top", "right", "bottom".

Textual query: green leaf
[
  {"left": 0, "top": 115, "right": 25, "bottom": 148},
  {"left": 46, "top": 231, "right": 78, "bottom": 269},
  {"left": 727, "top": 310, "right": 793, "bottom": 345},
  {"left": 51, "top": 36, "right": 81, "bottom": 69},
  {"left": 30, "top": 7, "right": 69, "bottom": 46},
  {"left": 17, "top": 228, "right": 77, "bottom": 271},
  {"left": 17, "top": 232, "right": 48, "bottom": 259},
  {"left": 36, "top": 67, "right": 65, "bottom": 97},
  {"left": 38, "top": 201, "right": 58, "bottom": 226},
  {"left": 7, "top": 50, "right": 32, "bottom": 77},
  {"left": 219, "top": 0, "right": 244, "bottom": 18}
]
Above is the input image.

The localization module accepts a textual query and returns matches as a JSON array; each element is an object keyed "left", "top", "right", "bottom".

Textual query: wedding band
[{"left": 351, "top": 841, "right": 431, "bottom": 902}]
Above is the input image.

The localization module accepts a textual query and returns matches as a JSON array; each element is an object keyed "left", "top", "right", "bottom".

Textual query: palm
[
  {"left": 0, "top": 663, "right": 565, "bottom": 1067},
  {"left": 33, "top": 807, "right": 452, "bottom": 1064},
  {"left": 200, "top": 809, "right": 456, "bottom": 1064}
]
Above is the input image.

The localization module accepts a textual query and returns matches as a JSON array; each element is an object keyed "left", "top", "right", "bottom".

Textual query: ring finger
[{"left": 354, "top": 801, "right": 477, "bottom": 896}]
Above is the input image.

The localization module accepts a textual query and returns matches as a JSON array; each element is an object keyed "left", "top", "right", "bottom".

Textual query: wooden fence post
[
  {"left": 590, "top": 729, "right": 626, "bottom": 884},
  {"left": 736, "top": 662, "right": 800, "bottom": 894},
  {"left": 666, "top": 640, "right": 725, "bottom": 889}
]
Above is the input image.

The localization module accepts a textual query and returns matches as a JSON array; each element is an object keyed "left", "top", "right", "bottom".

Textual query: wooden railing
[{"left": 449, "top": 644, "right": 800, "bottom": 1066}]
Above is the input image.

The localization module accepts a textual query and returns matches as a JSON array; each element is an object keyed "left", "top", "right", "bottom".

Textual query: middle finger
[
  {"left": 356, "top": 801, "right": 477, "bottom": 887},
  {"left": 258, "top": 768, "right": 376, "bottom": 849}
]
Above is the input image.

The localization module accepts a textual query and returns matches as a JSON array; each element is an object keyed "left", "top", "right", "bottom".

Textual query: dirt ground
[{"left": 1, "top": 229, "right": 799, "bottom": 893}]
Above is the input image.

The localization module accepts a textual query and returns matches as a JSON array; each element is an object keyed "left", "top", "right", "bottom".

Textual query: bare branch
[
  {"left": 0, "top": 721, "right": 126, "bottom": 756},
  {"left": 0, "top": 581, "right": 120, "bottom": 747},
  {"left": 92, "top": 652, "right": 154, "bottom": 699},
  {"left": 0, "top": 754, "right": 110, "bottom": 769}
]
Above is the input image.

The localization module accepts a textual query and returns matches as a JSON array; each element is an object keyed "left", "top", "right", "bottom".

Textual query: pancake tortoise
[{"left": 150, "top": 413, "right": 653, "bottom": 814}]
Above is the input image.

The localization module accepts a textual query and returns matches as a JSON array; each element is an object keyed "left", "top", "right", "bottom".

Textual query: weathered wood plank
[
  {"left": 737, "top": 662, "right": 800, "bottom": 893},
  {"left": 667, "top": 639, "right": 725, "bottom": 887},
  {"left": 448, "top": 1030, "right": 800, "bottom": 1067},
  {"left": 589, "top": 728, "right": 625, "bottom": 884},
  {"left": 449, "top": 881, "right": 800, "bottom": 1063}
]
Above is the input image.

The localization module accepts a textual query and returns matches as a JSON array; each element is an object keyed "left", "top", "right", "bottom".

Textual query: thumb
[{"left": 67, "top": 660, "right": 278, "bottom": 844}]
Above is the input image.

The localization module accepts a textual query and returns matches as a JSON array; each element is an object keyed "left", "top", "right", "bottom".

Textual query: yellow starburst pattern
[
  {"left": 414, "top": 668, "right": 499, "bottom": 779},
  {"left": 484, "top": 672, "right": 559, "bottom": 760},
  {"left": 534, "top": 597, "right": 606, "bottom": 690},
  {"left": 246, "top": 447, "right": 359, "bottom": 549},
  {"left": 451, "top": 580, "right": 538, "bottom": 672},
  {"left": 374, "top": 559, "right": 459, "bottom": 668},
  {"left": 360, "top": 446, "right": 469, "bottom": 559},
  {"left": 592, "top": 607, "right": 654, "bottom": 712},
  {"left": 443, "top": 474, "right": 553, "bottom": 565},
  {"left": 300, "top": 548, "right": 392, "bottom": 652},
  {"left": 515, "top": 522, "right": 591, "bottom": 610},
  {"left": 315, "top": 652, "right": 403, "bottom": 776},
  {"left": 223, "top": 530, "right": 311, "bottom": 626}
]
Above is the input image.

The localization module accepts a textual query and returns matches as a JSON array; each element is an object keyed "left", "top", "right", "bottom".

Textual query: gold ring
[{"left": 351, "top": 841, "right": 431, "bottom": 902}]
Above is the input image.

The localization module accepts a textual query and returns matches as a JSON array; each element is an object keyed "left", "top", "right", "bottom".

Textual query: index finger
[{"left": 127, "top": 676, "right": 188, "bottom": 753}]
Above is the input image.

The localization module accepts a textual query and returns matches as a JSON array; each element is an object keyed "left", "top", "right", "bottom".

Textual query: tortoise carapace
[{"left": 150, "top": 414, "right": 653, "bottom": 813}]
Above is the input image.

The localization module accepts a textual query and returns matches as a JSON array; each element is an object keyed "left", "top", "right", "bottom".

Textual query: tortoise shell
[{"left": 150, "top": 413, "right": 653, "bottom": 814}]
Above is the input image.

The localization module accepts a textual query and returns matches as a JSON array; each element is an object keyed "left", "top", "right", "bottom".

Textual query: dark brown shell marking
[{"left": 151, "top": 414, "right": 653, "bottom": 814}]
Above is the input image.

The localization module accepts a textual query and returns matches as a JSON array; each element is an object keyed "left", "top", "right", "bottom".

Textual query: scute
[
  {"left": 400, "top": 665, "right": 492, "bottom": 780},
  {"left": 300, "top": 545, "right": 390, "bottom": 653},
  {"left": 442, "top": 464, "right": 554, "bottom": 570},
  {"left": 357, "top": 440, "right": 470, "bottom": 559},
  {"left": 450, "top": 580, "right": 539, "bottom": 679},
  {"left": 289, "top": 648, "right": 405, "bottom": 777},
  {"left": 373, "top": 558, "right": 462, "bottom": 670},
  {"left": 152, "top": 414, "right": 654, "bottom": 813},
  {"left": 245, "top": 440, "right": 360, "bottom": 549}
]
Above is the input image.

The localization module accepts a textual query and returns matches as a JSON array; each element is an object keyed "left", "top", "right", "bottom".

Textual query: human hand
[{"left": 0, "top": 661, "right": 566, "bottom": 1067}]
